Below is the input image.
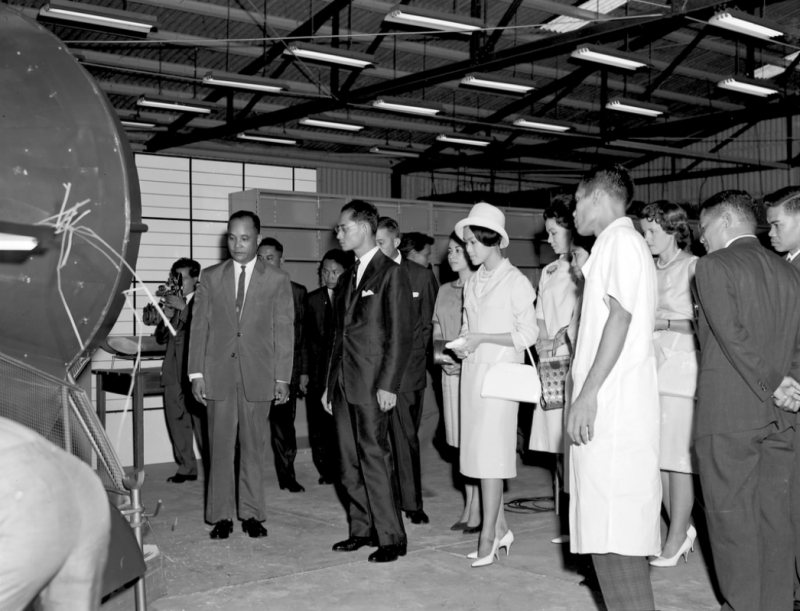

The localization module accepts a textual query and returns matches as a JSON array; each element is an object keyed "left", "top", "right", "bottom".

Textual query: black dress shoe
[
  {"left": 279, "top": 478, "right": 306, "bottom": 493},
  {"left": 332, "top": 536, "right": 373, "bottom": 552},
  {"left": 318, "top": 476, "right": 334, "bottom": 485},
  {"left": 462, "top": 524, "right": 482, "bottom": 534},
  {"left": 368, "top": 543, "right": 407, "bottom": 563},
  {"left": 167, "top": 473, "right": 197, "bottom": 483},
  {"left": 210, "top": 520, "right": 234, "bottom": 539},
  {"left": 406, "top": 509, "right": 430, "bottom": 525},
  {"left": 242, "top": 518, "right": 268, "bottom": 538}
]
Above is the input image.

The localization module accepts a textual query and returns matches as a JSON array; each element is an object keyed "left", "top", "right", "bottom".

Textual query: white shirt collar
[
  {"left": 185, "top": 292, "right": 194, "bottom": 304},
  {"left": 393, "top": 253, "right": 402, "bottom": 264},
  {"left": 787, "top": 249, "right": 800, "bottom": 262},
  {"left": 724, "top": 234, "right": 756, "bottom": 248}
]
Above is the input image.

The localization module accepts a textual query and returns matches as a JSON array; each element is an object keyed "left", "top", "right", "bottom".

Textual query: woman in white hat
[{"left": 451, "top": 202, "right": 538, "bottom": 567}]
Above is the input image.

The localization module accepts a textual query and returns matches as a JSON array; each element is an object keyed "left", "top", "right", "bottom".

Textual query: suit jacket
[
  {"left": 693, "top": 237, "right": 800, "bottom": 438},
  {"left": 397, "top": 258, "right": 438, "bottom": 392},
  {"left": 189, "top": 258, "right": 294, "bottom": 402},
  {"left": 305, "top": 286, "right": 333, "bottom": 386},
  {"left": 326, "top": 249, "right": 413, "bottom": 405},
  {"left": 156, "top": 296, "right": 195, "bottom": 387},
  {"left": 290, "top": 281, "right": 309, "bottom": 384}
]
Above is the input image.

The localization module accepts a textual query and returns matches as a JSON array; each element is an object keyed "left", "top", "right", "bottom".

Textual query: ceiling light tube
[
  {"left": 384, "top": 5, "right": 482, "bottom": 34},
  {"left": 708, "top": 10, "right": 783, "bottom": 40},
  {"left": 460, "top": 73, "right": 535, "bottom": 94},
  {"left": 137, "top": 95, "right": 212, "bottom": 114},
  {"left": 203, "top": 72, "right": 285, "bottom": 93},
  {"left": 436, "top": 133, "right": 491, "bottom": 147},
  {"left": 38, "top": 0, "right": 157, "bottom": 35},
  {"left": 369, "top": 146, "right": 421, "bottom": 158},
  {"left": 283, "top": 43, "right": 374, "bottom": 69},
  {"left": 513, "top": 118, "right": 571, "bottom": 132},
  {"left": 372, "top": 97, "right": 442, "bottom": 116},
  {"left": 0, "top": 233, "right": 39, "bottom": 251},
  {"left": 606, "top": 97, "right": 666, "bottom": 117},
  {"left": 238, "top": 133, "right": 297, "bottom": 145},
  {"left": 718, "top": 77, "right": 779, "bottom": 97},
  {"left": 300, "top": 116, "right": 365, "bottom": 131},
  {"left": 571, "top": 45, "right": 647, "bottom": 71},
  {"left": 121, "top": 120, "right": 157, "bottom": 129}
]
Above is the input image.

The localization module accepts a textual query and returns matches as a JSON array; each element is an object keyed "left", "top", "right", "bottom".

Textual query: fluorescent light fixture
[
  {"left": 754, "top": 51, "right": 800, "bottom": 79},
  {"left": 460, "top": 73, "right": 535, "bottom": 94},
  {"left": 513, "top": 118, "right": 571, "bottom": 132},
  {"left": 436, "top": 133, "right": 491, "bottom": 147},
  {"left": 372, "top": 97, "right": 441, "bottom": 116},
  {"left": 718, "top": 77, "right": 779, "bottom": 97},
  {"left": 121, "top": 120, "right": 157, "bottom": 129},
  {"left": 203, "top": 72, "right": 285, "bottom": 93},
  {"left": 283, "top": 43, "right": 374, "bottom": 69},
  {"left": 542, "top": 0, "right": 627, "bottom": 34},
  {"left": 708, "top": 10, "right": 783, "bottom": 40},
  {"left": 238, "top": 133, "right": 297, "bottom": 145},
  {"left": 369, "top": 146, "right": 420, "bottom": 158},
  {"left": 137, "top": 95, "right": 213, "bottom": 114},
  {"left": 384, "top": 5, "right": 482, "bottom": 34},
  {"left": 299, "top": 116, "right": 364, "bottom": 131},
  {"left": 571, "top": 45, "right": 647, "bottom": 71},
  {"left": 606, "top": 97, "right": 667, "bottom": 117},
  {"left": 0, "top": 233, "right": 38, "bottom": 251},
  {"left": 38, "top": 0, "right": 157, "bottom": 35}
]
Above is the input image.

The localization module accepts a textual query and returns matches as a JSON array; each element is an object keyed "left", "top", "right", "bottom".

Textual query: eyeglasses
[{"left": 335, "top": 222, "right": 360, "bottom": 234}]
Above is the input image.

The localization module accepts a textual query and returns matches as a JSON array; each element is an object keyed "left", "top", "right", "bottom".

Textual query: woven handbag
[
  {"left": 480, "top": 346, "right": 541, "bottom": 404},
  {"left": 539, "top": 326, "right": 572, "bottom": 411}
]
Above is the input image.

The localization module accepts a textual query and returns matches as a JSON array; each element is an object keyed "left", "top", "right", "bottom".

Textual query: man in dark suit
[
  {"left": 324, "top": 199, "right": 413, "bottom": 563},
  {"left": 305, "top": 249, "right": 350, "bottom": 485},
  {"left": 376, "top": 217, "right": 438, "bottom": 525},
  {"left": 694, "top": 189, "right": 800, "bottom": 611},
  {"left": 189, "top": 210, "right": 294, "bottom": 540},
  {"left": 155, "top": 257, "right": 205, "bottom": 483},
  {"left": 764, "top": 186, "right": 800, "bottom": 609},
  {"left": 258, "top": 237, "right": 308, "bottom": 493}
]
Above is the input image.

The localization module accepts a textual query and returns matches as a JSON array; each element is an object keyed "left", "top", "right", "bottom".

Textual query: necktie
[
  {"left": 235, "top": 265, "right": 246, "bottom": 319},
  {"left": 352, "top": 259, "right": 361, "bottom": 293}
]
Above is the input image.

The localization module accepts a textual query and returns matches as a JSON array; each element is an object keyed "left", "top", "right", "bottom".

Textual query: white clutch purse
[{"left": 481, "top": 346, "right": 541, "bottom": 404}]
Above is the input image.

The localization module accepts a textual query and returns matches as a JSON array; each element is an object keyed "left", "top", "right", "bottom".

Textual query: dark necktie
[
  {"left": 235, "top": 265, "right": 246, "bottom": 319},
  {"left": 352, "top": 259, "right": 361, "bottom": 293}
]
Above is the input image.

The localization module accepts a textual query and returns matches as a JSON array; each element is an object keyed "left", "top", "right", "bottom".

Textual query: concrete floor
[{"left": 141, "top": 446, "right": 721, "bottom": 611}]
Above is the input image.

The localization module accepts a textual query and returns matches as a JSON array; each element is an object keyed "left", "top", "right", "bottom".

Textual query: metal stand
[{"left": 120, "top": 470, "right": 161, "bottom": 611}]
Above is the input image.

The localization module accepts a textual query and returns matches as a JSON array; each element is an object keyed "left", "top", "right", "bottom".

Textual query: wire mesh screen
[{"left": 0, "top": 353, "right": 127, "bottom": 494}]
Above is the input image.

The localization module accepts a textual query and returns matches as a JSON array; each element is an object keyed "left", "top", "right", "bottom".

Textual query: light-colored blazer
[
  {"left": 188, "top": 257, "right": 294, "bottom": 402},
  {"left": 461, "top": 258, "right": 538, "bottom": 364}
]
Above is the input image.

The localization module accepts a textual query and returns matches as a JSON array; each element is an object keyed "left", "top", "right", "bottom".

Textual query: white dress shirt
[
  {"left": 787, "top": 249, "right": 800, "bottom": 263},
  {"left": 355, "top": 246, "right": 380, "bottom": 289},
  {"left": 393, "top": 253, "right": 402, "bottom": 265}
]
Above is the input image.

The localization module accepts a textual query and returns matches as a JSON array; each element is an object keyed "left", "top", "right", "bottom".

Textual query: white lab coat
[{"left": 569, "top": 217, "right": 661, "bottom": 556}]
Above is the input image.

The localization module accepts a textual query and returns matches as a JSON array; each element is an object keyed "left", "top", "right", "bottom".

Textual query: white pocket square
[
  {"left": 361, "top": 290, "right": 375, "bottom": 297},
  {"left": 412, "top": 292, "right": 419, "bottom": 298}
]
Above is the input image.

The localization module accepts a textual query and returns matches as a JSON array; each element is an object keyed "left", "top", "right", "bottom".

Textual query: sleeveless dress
[
  {"left": 529, "top": 257, "right": 579, "bottom": 453},
  {"left": 432, "top": 281, "right": 465, "bottom": 447},
  {"left": 654, "top": 254, "right": 699, "bottom": 474}
]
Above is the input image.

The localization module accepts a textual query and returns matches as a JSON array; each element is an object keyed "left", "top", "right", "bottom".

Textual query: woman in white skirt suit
[{"left": 451, "top": 203, "right": 538, "bottom": 566}]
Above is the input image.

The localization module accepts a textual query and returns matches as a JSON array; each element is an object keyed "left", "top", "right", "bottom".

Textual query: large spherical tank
[{"left": 0, "top": 6, "right": 143, "bottom": 378}]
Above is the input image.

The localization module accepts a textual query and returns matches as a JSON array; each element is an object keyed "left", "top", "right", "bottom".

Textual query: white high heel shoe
[
  {"left": 471, "top": 538, "right": 500, "bottom": 568},
  {"left": 649, "top": 525, "right": 697, "bottom": 568},
  {"left": 498, "top": 530, "right": 514, "bottom": 556}
]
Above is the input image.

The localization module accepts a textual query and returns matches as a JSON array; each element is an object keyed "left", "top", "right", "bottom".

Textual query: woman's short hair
[
  {"left": 543, "top": 194, "right": 575, "bottom": 231},
  {"left": 639, "top": 200, "right": 693, "bottom": 250},
  {"left": 468, "top": 225, "right": 502, "bottom": 247},
  {"left": 448, "top": 231, "right": 478, "bottom": 270}
]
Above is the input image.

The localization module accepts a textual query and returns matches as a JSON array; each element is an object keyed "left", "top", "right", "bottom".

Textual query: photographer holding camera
[{"left": 155, "top": 258, "right": 206, "bottom": 483}]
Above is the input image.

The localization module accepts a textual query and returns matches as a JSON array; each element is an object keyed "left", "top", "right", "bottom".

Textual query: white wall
[{"left": 92, "top": 154, "right": 316, "bottom": 467}]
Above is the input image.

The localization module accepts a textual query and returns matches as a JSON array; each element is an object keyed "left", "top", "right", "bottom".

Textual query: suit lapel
[
  {"left": 241, "top": 259, "right": 265, "bottom": 323},
  {"left": 346, "top": 252, "right": 383, "bottom": 317},
  {"left": 223, "top": 259, "right": 237, "bottom": 322}
]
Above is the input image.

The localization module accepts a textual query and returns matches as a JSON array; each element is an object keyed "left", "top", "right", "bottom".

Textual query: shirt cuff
[
  {"left": 276, "top": 379, "right": 289, "bottom": 384},
  {"left": 188, "top": 373, "right": 203, "bottom": 380}
]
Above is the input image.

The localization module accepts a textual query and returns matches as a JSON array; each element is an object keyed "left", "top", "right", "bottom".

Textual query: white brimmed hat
[{"left": 454, "top": 202, "right": 510, "bottom": 249}]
